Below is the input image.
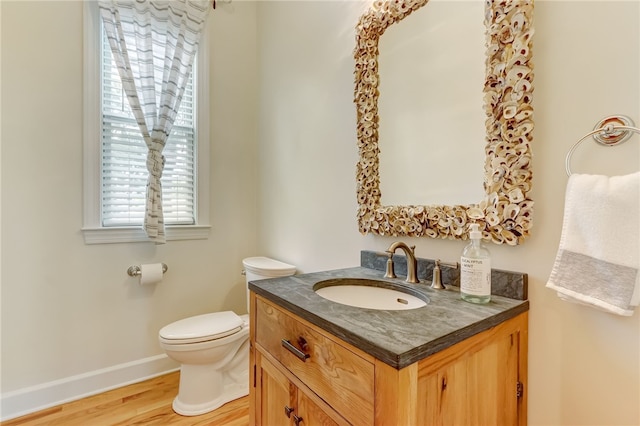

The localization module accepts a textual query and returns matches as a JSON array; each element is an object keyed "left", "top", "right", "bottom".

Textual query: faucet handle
[
  {"left": 384, "top": 252, "right": 397, "bottom": 279},
  {"left": 430, "top": 260, "right": 459, "bottom": 290},
  {"left": 431, "top": 259, "right": 445, "bottom": 290}
]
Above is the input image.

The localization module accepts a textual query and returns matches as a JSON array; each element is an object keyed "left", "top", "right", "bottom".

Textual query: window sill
[{"left": 82, "top": 225, "right": 211, "bottom": 244}]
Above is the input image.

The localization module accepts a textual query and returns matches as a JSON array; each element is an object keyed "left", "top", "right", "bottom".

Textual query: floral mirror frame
[{"left": 354, "top": 0, "right": 534, "bottom": 245}]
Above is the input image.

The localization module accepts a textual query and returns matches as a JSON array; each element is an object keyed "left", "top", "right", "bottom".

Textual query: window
[
  {"left": 83, "top": 2, "right": 210, "bottom": 244},
  {"left": 101, "top": 35, "right": 196, "bottom": 227}
]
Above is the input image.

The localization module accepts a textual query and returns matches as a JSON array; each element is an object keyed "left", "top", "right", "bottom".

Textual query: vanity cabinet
[{"left": 250, "top": 293, "right": 528, "bottom": 426}]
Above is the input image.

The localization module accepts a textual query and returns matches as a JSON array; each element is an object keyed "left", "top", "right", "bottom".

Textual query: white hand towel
[{"left": 546, "top": 172, "right": 640, "bottom": 316}]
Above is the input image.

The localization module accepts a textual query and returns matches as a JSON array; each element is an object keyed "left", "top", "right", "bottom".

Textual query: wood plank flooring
[{"left": 2, "top": 372, "right": 249, "bottom": 426}]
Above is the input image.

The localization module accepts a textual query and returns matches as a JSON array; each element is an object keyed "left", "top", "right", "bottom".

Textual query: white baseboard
[{"left": 0, "top": 354, "right": 179, "bottom": 422}]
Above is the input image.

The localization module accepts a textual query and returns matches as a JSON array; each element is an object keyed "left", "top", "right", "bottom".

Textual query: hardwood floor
[{"left": 2, "top": 372, "right": 249, "bottom": 426}]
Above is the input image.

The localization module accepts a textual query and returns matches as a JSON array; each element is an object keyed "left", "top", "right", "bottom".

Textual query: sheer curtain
[{"left": 98, "top": 0, "right": 210, "bottom": 243}]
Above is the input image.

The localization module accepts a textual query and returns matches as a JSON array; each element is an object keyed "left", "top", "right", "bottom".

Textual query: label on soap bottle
[{"left": 460, "top": 257, "right": 491, "bottom": 296}]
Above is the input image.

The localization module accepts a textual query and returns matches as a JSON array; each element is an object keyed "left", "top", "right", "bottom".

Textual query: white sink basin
[{"left": 313, "top": 278, "right": 428, "bottom": 310}]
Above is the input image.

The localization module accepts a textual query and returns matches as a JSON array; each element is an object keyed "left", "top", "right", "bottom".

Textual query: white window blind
[{"left": 101, "top": 28, "right": 196, "bottom": 227}]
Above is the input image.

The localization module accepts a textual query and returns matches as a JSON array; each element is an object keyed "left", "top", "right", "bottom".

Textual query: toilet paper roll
[{"left": 139, "top": 263, "right": 164, "bottom": 286}]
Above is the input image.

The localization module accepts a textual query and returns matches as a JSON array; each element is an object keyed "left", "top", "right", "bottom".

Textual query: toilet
[{"left": 158, "top": 256, "right": 296, "bottom": 416}]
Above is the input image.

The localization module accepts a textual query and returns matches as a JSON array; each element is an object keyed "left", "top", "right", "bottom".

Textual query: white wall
[
  {"left": 257, "top": 1, "right": 640, "bottom": 425},
  {"left": 0, "top": 0, "right": 260, "bottom": 418},
  {"left": 1, "top": 0, "right": 639, "bottom": 424}
]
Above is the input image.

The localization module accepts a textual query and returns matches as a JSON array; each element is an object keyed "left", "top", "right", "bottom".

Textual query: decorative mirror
[{"left": 354, "top": 0, "right": 534, "bottom": 245}]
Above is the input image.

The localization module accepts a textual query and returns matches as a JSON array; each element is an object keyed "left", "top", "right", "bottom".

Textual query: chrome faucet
[{"left": 384, "top": 241, "right": 419, "bottom": 284}]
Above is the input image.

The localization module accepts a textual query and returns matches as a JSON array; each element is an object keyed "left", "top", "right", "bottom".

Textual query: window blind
[{"left": 101, "top": 28, "right": 196, "bottom": 227}]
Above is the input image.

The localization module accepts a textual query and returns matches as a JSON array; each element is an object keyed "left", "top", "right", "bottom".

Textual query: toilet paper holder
[{"left": 127, "top": 263, "right": 168, "bottom": 277}]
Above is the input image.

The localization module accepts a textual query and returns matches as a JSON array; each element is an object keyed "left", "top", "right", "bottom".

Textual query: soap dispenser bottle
[{"left": 460, "top": 223, "right": 491, "bottom": 304}]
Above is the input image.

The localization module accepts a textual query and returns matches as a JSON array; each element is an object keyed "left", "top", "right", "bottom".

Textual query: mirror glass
[
  {"left": 378, "top": 0, "right": 485, "bottom": 206},
  {"left": 354, "top": 0, "right": 534, "bottom": 245}
]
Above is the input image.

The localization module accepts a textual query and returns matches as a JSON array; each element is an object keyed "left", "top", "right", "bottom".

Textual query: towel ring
[{"left": 565, "top": 115, "right": 640, "bottom": 176}]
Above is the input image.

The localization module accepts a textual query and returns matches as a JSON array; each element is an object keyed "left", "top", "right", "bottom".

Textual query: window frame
[{"left": 82, "top": 1, "right": 210, "bottom": 244}]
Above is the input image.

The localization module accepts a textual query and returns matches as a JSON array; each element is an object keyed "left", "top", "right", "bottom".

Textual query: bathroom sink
[{"left": 313, "top": 278, "right": 428, "bottom": 310}]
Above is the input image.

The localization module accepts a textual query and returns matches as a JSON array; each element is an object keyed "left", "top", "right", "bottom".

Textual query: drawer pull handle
[
  {"left": 281, "top": 339, "right": 310, "bottom": 361},
  {"left": 293, "top": 414, "right": 304, "bottom": 426}
]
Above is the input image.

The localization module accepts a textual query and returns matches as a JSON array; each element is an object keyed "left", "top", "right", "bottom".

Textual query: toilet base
[
  {"left": 170, "top": 341, "right": 249, "bottom": 417},
  {"left": 172, "top": 381, "right": 248, "bottom": 416}
]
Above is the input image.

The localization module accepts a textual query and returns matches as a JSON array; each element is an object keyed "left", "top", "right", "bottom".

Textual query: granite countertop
[{"left": 249, "top": 264, "right": 529, "bottom": 370}]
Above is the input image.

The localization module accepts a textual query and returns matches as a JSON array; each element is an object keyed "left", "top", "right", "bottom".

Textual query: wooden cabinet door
[
  {"left": 256, "top": 352, "right": 295, "bottom": 426},
  {"left": 297, "top": 391, "right": 340, "bottom": 426},
  {"left": 420, "top": 323, "right": 524, "bottom": 426},
  {"left": 256, "top": 351, "right": 341, "bottom": 426}
]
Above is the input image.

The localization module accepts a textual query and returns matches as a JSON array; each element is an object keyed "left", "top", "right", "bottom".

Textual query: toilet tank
[{"left": 242, "top": 257, "right": 296, "bottom": 313}]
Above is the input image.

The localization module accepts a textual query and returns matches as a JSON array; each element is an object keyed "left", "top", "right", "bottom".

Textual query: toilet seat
[{"left": 159, "top": 311, "right": 243, "bottom": 345}]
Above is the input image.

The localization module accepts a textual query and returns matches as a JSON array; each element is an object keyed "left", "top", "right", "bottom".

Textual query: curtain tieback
[{"left": 146, "top": 149, "right": 165, "bottom": 179}]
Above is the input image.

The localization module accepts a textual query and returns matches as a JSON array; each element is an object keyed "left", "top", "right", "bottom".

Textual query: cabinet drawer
[{"left": 255, "top": 298, "right": 374, "bottom": 426}]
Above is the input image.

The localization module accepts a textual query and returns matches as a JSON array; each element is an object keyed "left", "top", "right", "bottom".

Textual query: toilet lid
[{"left": 159, "top": 311, "right": 243, "bottom": 344}]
